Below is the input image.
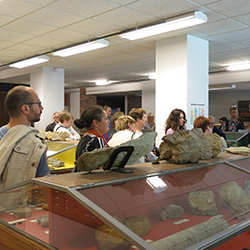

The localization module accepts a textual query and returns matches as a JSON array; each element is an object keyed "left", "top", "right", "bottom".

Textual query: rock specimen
[
  {"left": 37, "top": 215, "right": 49, "bottom": 227},
  {"left": 205, "top": 133, "right": 222, "bottom": 157},
  {"left": 13, "top": 207, "right": 32, "bottom": 218},
  {"left": 219, "top": 181, "right": 245, "bottom": 208},
  {"left": 76, "top": 132, "right": 157, "bottom": 172},
  {"left": 160, "top": 204, "right": 184, "bottom": 220},
  {"left": 230, "top": 196, "right": 250, "bottom": 220},
  {"left": 150, "top": 216, "right": 228, "bottom": 250},
  {"left": 95, "top": 217, "right": 131, "bottom": 250},
  {"left": 159, "top": 128, "right": 221, "bottom": 164},
  {"left": 226, "top": 146, "right": 250, "bottom": 155},
  {"left": 123, "top": 215, "right": 151, "bottom": 237},
  {"left": 188, "top": 191, "right": 217, "bottom": 216},
  {"left": 242, "top": 181, "right": 250, "bottom": 196},
  {"left": 48, "top": 157, "right": 64, "bottom": 167},
  {"left": 39, "top": 130, "right": 70, "bottom": 141}
]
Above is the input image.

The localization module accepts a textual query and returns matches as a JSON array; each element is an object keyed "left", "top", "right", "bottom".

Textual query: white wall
[
  {"left": 65, "top": 88, "right": 80, "bottom": 119},
  {"left": 142, "top": 80, "right": 155, "bottom": 116},
  {"left": 209, "top": 89, "right": 250, "bottom": 122}
]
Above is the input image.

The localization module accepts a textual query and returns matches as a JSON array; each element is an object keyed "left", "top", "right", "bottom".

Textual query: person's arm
[
  {"left": 213, "top": 126, "right": 226, "bottom": 140},
  {"left": 69, "top": 126, "right": 80, "bottom": 140},
  {"left": 237, "top": 119, "right": 244, "bottom": 131},
  {"left": 36, "top": 153, "right": 50, "bottom": 177}
]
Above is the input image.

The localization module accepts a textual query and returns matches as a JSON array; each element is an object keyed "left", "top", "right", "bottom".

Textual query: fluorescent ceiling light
[
  {"left": 95, "top": 80, "right": 110, "bottom": 86},
  {"left": 209, "top": 84, "right": 236, "bottom": 91},
  {"left": 9, "top": 55, "right": 50, "bottom": 68},
  {"left": 119, "top": 11, "right": 207, "bottom": 40},
  {"left": 149, "top": 73, "right": 156, "bottom": 79},
  {"left": 227, "top": 63, "right": 250, "bottom": 71},
  {"left": 52, "top": 39, "right": 109, "bottom": 57}
]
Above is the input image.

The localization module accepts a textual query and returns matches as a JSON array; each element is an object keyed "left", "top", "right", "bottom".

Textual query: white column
[
  {"left": 142, "top": 80, "right": 155, "bottom": 115},
  {"left": 155, "top": 34, "right": 209, "bottom": 146},
  {"left": 30, "top": 67, "right": 64, "bottom": 130}
]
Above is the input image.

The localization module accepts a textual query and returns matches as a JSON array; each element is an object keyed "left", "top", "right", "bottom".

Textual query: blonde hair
[
  {"left": 115, "top": 115, "right": 135, "bottom": 131},
  {"left": 59, "top": 110, "right": 74, "bottom": 123}
]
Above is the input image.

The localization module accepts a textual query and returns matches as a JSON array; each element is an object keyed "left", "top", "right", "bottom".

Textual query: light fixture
[
  {"left": 209, "top": 84, "right": 236, "bottom": 91},
  {"left": 9, "top": 55, "right": 50, "bottom": 68},
  {"left": 95, "top": 80, "right": 110, "bottom": 86},
  {"left": 119, "top": 11, "right": 207, "bottom": 40},
  {"left": 227, "top": 63, "right": 250, "bottom": 71},
  {"left": 148, "top": 73, "right": 156, "bottom": 79},
  {"left": 52, "top": 39, "right": 109, "bottom": 57}
]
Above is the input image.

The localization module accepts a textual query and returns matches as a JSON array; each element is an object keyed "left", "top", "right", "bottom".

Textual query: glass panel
[
  {"left": 0, "top": 183, "right": 132, "bottom": 250},
  {"left": 77, "top": 164, "right": 250, "bottom": 249},
  {"left": 231, "top": 157, "right": 250, "bottom": 172}
]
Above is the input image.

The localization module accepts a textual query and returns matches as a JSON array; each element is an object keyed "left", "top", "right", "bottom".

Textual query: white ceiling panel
[
  {"left": 234, "top": 13, "right": 250, "bottom": 26},
  {"left": 0, "top": 0, "right": 42, "bottom": 18},
  {"left": 216, "top": 29, "right": 250, "bottom": 42},
  {"left": 23, "top": 7, "right": 84, "bottom": 27},
  {"left": 7, "top": 43, "right": 46, "bottom": 54},
  {"left": 23, "top": 0, "right": 59, "bottom": 6},
  {"left": 109, "top": 0, "right": 140, "bottom": 5},
  {"left": 0, "top": 40, "right": 15, "bottom": 50},
  {"left": 0, "top": 14, "right": 16, "bottom": 26},
  {"left": 126, "top": 0, "right": 197, "bottom": 18},
  {"left": 224, "top": 48, "right": 250, "bottom": 57},
  {"left": 0, "top": 28, "right": 34, "bottom": 42},
  {"left": 191, "top": 0, "right": 221, "bottom": 5},
  {"left": 210, "top": 43, "right": 245, "bottom": 53},
  {"left": 23, "top": 37, "right": 66, "bottom": 49},
  {"left": 3, "top": 19, "right": 57, "bottom": 36},
  {"left": 48, "top": 0, "right": 120, "bottom": 17}
]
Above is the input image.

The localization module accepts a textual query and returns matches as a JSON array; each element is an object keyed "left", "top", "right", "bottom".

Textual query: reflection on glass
[{"left": 146, "top": 176, "right": 168, "bottom": 193}]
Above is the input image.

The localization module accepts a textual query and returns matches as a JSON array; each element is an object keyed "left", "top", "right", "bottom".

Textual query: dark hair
[
  {"left": 74, "top": 105, "right": 104, "bottom": 129},
  {"left": 128, "top": 108, "right": 146, "bottom": 121},
  {"left": 165, "top": 108, "right": 186, "bottom": 133},
  {"left": 193, "top": 116, "right": 210, "bottom": 133},
  {"left": 219, "top": 116, "right": 227, "bottom": 122},
  {"left": 4, "top": 86, "right": 33, "bottom": 118}
]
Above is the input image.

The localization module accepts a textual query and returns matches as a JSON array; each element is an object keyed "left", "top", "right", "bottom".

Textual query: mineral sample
[
  {"left": 160, "top": 204, "right": 184, "bottom": 220},
  {"left": 242, "top": 181, "right": 250, "bottom": 196},
  {"left": 219, "top": 181, "right": 246, "bottom": 208},
  {"left": 13, "top": 207, "right": 32, "bottom": 218},
  {"left": 39, "top": 130, "right": 70, "bottom": 141},
  {"left": 230, "top": 196, "right": 250, "bottom": 220},
  {"left": 226, "top": 146, "right": 250, "bottom": 155},
  {"left": 123, "top": 215, "right": 151, "bottom": 237},
  {"left": 205, "top": 133, "right": 222, "bottom": 157},
  {"left": 95, "top": 217, "right": 131, "bottom": 250},
  {"left": 48, "top": 157, "right": 64, "bottom": 167},
  {"left": 188, "top": 191, "right": 217, "bottom": 216},
  {"left": 159, "top": 128, "right": 220, "bottom": 164},
  {"left": 37, "top": 215, "right": 49, "bottom": 227},
  {"left": 76, "top": 132, "right": 157, "bottom": 172},
  {"left": 150, "top": 217, "right": 228, "bottom": 250}
]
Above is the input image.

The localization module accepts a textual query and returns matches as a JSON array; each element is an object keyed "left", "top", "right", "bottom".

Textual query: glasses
[{"left": 25, "top": 101, "right": 42, "bottom": 107}]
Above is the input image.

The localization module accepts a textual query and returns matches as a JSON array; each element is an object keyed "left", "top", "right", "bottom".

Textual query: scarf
[{"left": 87, "top": 129, "right": 109, "bottom": 147}]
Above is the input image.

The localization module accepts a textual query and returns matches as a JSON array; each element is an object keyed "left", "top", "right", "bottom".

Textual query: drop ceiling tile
[
  {"left": 0, "top": 0, "right": 42, "bottom": 18},
  {"left": 48, "top": 0, "right": 120, "bottom": 17},
  {"left": 93, "top": 6, "right": 156, "bottom": 27},
  {"left": 23, "top": 7, "right": 84, "bottom": 27},
  {"left": 127, "top": 0, "right": 197, "bottom": 18},
  {"left": 234, "top": 13, "right": 250, "bottom": 26},
  {"left": 0, "top": 48, "right": 29, "bottom": 58},
  {"left": 0, "top": 40, "right": 15, "bottom": 50},
  {"left": 0, "top": 28, "right": 34, "bottom": 42},
  {"left": 0, "top": 14, "right": 16, "bottom": 27},
  {"left": 210, "top": 43, "right": 245, "bottom": 52},
  {"left": 4, "top": 19, "right": 57, "bottom": 36},
  {"left": 237, "top": 39, "right": 250, "bottom": 47},
  {"left": 190, "top": 0, "right": 221, "bottom": 5},
  {"left": 205, "top": 0, "right": 250, "bottom": 17},
  {"left": 216, "top": 29, "right": 250, "bottom": 42},
  {"left": 66, "top": 19, "right": 121, "bottom": 37},
  {"left": 192, "top": 19, "right": 246, "bottom": 36},
  {"left": 43, "top": 29, "right": 89, "bottom": 43},
  {"left": 24, "top": 0, "right": 59, "bottom": 5},
  {"left": 109, "top": 0, "right": 139, "bottom": 4},
  {"left": 224, "top": 48, "right": 250, "bottom": 57},
  {"left": 23, "top": 37, "right": 66, "bottom": 49},
  {"left": 8, "top": 43, "right": 46, "bottom": 54}
]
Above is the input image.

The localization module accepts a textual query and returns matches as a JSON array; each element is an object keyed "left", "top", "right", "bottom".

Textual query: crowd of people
[{"left": 0, "top": 85, "right": 245, "bottom": 188}]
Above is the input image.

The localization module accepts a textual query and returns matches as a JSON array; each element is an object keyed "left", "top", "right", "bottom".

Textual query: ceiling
[{"left": 1, "top": 0, "right": 250, "bottom": 90}]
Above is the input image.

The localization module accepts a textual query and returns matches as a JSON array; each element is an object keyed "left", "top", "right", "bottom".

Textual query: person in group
[
  {"left": 145, "top": 113, "right": 155, "bottom": 131},
  {"left": 45, "top": 111, "right": 59, "bottom": 132},
  {"left": 111, "top": 107, "right": 124, "bottom": 128},
  {"left": 209, "top": 116, "right": 226, "bottom": 140},
  {"left": 108, "top": 115, "right": 137, "bottom": 147},
  {"left": 54, "top": 110, "right": 80, "bottom": 141},
  {"left": 129, "top": 108, "right": 157, "bottom": 162},
  {"left": 219, "top": 116, "right": 227, "bottom": 130},
  {"left": 0, "top": 86, "right": 50, "bottom": 190},
  {"left": 103, "top": 105, "right": 112, "bottom": 142},
  {"left": 165, "top": 108, "right": 186, "bottom": 135},
  {"left": 221, "top": 106, "right": 244, "bottom": 132},
  {"left": 194, "top": 116, "right": 227, "bottom": 151},
  {"left": 73, "top": 105, "right": 110, "bottom": 171}
]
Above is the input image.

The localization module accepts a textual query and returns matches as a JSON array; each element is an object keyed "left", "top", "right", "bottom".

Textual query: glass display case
[
  {"left": 224, "top": 132, "right": 250, "bottom": 147},
  {"left": 0, "top": 153, "right": 250, "bottom": 250},
  {"left": 46, "top": 141, "right": 77, "bottom": 173}
]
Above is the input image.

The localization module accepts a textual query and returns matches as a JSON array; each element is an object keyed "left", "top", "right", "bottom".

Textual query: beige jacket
[{"left": 0, "top": 125, "right": 47, "bottom": 211}]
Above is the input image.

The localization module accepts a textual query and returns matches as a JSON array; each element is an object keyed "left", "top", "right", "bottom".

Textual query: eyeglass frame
[{"left": 24, "top": 101, "right": 42, "bottom": 107}]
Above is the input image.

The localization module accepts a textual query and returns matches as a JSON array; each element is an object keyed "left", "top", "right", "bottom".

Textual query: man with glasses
[
  {"left": 0, "top": 86, "right": 50, "bottom": 190},
  {"left": 45, "top": 111, "right": 60, "bottom": 132}
]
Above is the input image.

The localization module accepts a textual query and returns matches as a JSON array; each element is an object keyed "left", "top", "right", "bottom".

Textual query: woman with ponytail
[{"left": 74, "top": 105, "right": 110, "bottom": 171}]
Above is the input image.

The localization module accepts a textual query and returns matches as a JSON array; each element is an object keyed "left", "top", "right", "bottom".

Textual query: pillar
[
  {"left": 30, "top": 67, "right": 64, "bottom": 130},
  {"left": 155, "top": 34, "right": 209, "bottom": 146}
]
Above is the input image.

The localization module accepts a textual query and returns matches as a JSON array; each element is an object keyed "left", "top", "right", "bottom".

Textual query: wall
[
  {"left": 209, "top": 89, "right": 250, "bottom": 122},
  {"left": 142, "top": 80, "right": 155, "bottom": 116}
]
